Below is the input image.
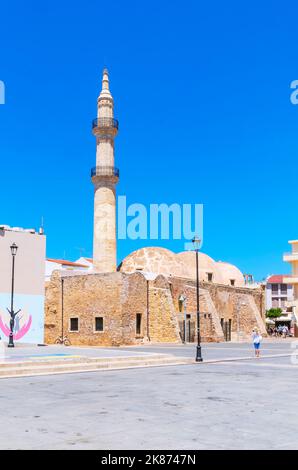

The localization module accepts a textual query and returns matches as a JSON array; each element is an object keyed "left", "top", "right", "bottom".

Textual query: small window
[
  {"left": 230, "top": 279, "right": 235, "bottom": 286},
  {"left": 136, "top": 313, "right": 142, "bottom": 335},
  {"left": 281, "top": 284, "right": 287, "bottom": 294},
  {"left": 95, "top": 317, "right": 103, "bottom": 332},
  {"left": 207, "top": 272, "right": 213, "bottom": 282},
  {"left": 70, "top": 317, "right": 79, "bottom": 332}
]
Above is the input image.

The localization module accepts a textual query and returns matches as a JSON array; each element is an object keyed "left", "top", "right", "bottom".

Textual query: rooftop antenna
[
  {"left": 76, "top": 247, "right": 86, "bottom": 258},
  {"left": 39, "top": 216, "right": 44, "bottom": 235}
]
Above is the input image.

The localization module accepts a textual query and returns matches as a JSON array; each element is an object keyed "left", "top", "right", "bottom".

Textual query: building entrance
[
  {"left": 179, "top": 314, "right": 195, "bottom": 343},
  {"left": 221, "top": 318, "right": 232, "bottom": 341}
]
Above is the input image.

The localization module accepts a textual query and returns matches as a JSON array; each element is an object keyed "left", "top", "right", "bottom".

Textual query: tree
[{"left": 266, "top": 308, "right": 282, "bottom": 318}]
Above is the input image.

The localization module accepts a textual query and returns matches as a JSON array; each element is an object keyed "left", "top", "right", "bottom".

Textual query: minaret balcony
[
  {"left": 92, "top": 117, "right": 119, "bottom": 136},
  {"left": 91, "top": 166, "right": 120, "bottom": 183}
]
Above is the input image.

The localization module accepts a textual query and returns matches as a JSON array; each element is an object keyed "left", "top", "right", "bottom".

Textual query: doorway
[
  {"left": 221, "top": 318, "right": 232, "bottom": 341},
  {"left": 179, "top": 315, "right": 195, "bottom": 342}
]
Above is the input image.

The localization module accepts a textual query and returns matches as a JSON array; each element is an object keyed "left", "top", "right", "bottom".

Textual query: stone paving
[
  {"left": 0, "top": 340, "right": 297, "bottom": 450},
  {"left": 0, "top": 337, "right": 294, "bottom": 363},
  {"left": 0, "top": 344, "right": 157, "bottom": 363}
]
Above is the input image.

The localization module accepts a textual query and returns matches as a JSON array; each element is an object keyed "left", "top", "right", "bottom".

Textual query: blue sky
[{"left": 1, "top": 0, "right": 298, "bottom": 280}]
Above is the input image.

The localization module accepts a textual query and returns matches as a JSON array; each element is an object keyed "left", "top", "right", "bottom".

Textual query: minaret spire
[
  {"left": 99, "top": 68, "right": 112, "bottom": 98},
  {"left": 91, "top": 68, "right": 119, "bottom": 273}
]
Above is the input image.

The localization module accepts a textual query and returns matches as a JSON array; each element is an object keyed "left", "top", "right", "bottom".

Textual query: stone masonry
[{"left": 45, "top": 271, "right": 266, "bottom": 346}]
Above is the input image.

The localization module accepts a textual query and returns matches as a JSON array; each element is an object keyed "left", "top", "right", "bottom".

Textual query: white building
[
  {"left": 265, "top": 275, "right": 293, "bottom": 311},
  {"left": 0, "top": 225, "right": 46, "bottom": 344},
  {"left": 45, "top": 257, "right": 93, "bottom": 281}
]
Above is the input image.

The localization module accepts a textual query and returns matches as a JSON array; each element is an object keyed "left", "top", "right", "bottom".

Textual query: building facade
[
  {"left": 265, "top": 275, "right": 293, "bottom": 311},
  {"left": 284, "top": 241, "right": 298, "bottom": 315},
  {"left": 45, "top": 270, "right": 266, "bottom": 346},
  {"left": 45, "top": 258, "right": 91, "bottom": 282},
  {"left": 0, "top": 225, "right": 46, "bottom": 344}
]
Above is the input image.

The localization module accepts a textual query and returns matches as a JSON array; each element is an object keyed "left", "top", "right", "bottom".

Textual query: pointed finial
[
  {"left": 98, "top": 67, "right": 112, "bottom": 99},
  {"left": 102, "top": 67, "right": 109, "bottom": 91}
]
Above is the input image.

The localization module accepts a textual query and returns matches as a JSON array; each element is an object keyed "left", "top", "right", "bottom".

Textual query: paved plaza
[{"left": 0, "top": 340, "right": 297, "bottom": 450}]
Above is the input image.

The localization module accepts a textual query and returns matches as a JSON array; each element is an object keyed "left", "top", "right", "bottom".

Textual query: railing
[
  {"left": 91, "top": 166, "right": 120, "bottom": 178},
  {"left": 92, "top": 118, "right": 119, "bottom": 130}
]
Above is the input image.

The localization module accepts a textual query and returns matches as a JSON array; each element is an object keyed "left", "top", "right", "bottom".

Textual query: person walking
[{"left": 252, "top": 328, "right": 262, "bottom": 357}]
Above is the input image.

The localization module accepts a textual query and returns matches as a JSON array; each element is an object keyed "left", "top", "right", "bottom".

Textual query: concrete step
[
  {"left": 0, "top": 354, "right": 193, "bottom": 378},
  {"left": 0, "top": 353, "right": 169, "bottom": 369}
]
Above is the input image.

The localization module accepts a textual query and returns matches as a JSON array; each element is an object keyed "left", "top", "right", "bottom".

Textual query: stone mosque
[{"left": 45, "top": 70, "right": 266, "bottom": 346}]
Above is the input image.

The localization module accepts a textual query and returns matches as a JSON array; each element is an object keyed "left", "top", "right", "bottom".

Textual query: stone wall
[
  {"left": 169, "top": 277, "right": 266, "bottom": 342},
  {"left": 120, "top": 272, "right": 148, "bottom": 344},
  {"left": 45, "top": 271, "right": 182, "bottom": 346},
  {"left": 45, "top": 271, "right": 123, "bottom": 346},
  {"left": 148, "top": 275, "right": 181, "bottom": 343},
  {"left": 45, "top": 271, "right": 266, "bottom": 346}
]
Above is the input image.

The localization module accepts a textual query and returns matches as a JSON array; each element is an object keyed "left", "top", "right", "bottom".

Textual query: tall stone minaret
[{"left": 91, "top": 68, "right": 119, "bottom": 272}]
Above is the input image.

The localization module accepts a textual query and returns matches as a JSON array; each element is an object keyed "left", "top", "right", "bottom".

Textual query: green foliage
[{"left": 266, "top": 308, "right": 282, "bottom": 318}]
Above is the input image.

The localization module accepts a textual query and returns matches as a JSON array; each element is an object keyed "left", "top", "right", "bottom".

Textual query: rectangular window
[
  {"left": 272, "top": 284, "right": 278, "bottom": 293},
  {"left": 207, "top": 272, "right": 213, "bottom": 282},
  {"left": 136, "top": 313, "right": 142, "bottom": 335},
  {"left": 280, "top": 284, "right": 287, "bottom": 294},
  {"left": 230, "top": 279, "right": 235, "bottom": 286},
  {"left": 69, "top": 317, "right": 79, "bottom": 332},
  {"left": 95, "top": 317, "right": 104, "bottom": 332}
]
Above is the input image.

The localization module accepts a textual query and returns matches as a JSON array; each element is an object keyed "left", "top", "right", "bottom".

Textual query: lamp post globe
[
  {"left": 8, "top": 243, "right": 19, "bottom": 348},
  {"left": 192, "top": 236, "right": 203, "bottom": 362},
  {"left": 10, "top": 243, "right": 18, "bottom": 257},
  {"left": 192, "top": 236, "right": 200, "bottom": 251}
]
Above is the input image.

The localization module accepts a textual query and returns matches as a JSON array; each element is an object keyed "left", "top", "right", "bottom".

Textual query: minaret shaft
[
  {"left": 96, "top": 139, "right": 114, "bottom": 167},
  {"left": 92, "top": 69, "right": 119, "bottom": 272},
  {"left": 93, "top": 182, "right": 116, "bottom": 272}
]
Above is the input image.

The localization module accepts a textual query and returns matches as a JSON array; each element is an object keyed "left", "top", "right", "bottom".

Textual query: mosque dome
[
  {"left": 119, "top": 247, "right": 183, "bottom": 277},
  {"left": 176, "top": 251, "right": 224, "bottom": 283},
  {"left": 120, "top": 247, "right": 237, "bottom": 284},
  {"left": 216, "top": 261, "right": 244, "bottom": 287},
  {"left": 119, "top": 247, "right": 244, "bottom": 286}
]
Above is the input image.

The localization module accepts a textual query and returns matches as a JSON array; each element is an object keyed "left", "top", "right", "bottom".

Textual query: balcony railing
[
  {"left": 92, "top": 118, "right": 119, "bottom": 130},
  {"left": 283, "top": 253, "right": 298, "bottom": 263},
  {"left": 91, "top": 166, "right": 120, "bottom": 178}
]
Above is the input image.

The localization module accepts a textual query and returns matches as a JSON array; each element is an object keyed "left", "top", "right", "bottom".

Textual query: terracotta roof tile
[
  {"left": 47, "top": 258, "right": 88, "bottom": 268},
  {"left": 267, "top": 275, "right": 290, "bottom": 284}
]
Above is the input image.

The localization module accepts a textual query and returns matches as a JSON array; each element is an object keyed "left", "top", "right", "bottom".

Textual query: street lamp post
[
  {"left": 192, "top": 236, "right": 203, "bottom": 362},
  {"left": 7, "top": 243, "right": 21, "bottom": 348}
]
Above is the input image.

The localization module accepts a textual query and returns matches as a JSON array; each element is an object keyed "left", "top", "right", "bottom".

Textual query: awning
[
  {"left": 265, "top": 318, "right": 275, "bottom": 324},
  {"left": 275, "top": 316, "right": 292, "bottom": 322}
]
